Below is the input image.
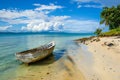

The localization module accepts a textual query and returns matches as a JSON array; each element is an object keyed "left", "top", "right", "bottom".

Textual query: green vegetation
[
  {"left": 94, "top": 28, "right": 102, "bottom": 35},
  {"left": 100, "top": 5, "right": 120, "bottom": 30},
  {"left": 100, "top": 27, "right": 120, "bottom": 36},
  {"left": 95, "top": 5, "right": 120, "bottom": 36}
]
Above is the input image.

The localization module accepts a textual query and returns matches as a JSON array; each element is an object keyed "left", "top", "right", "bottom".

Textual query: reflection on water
[
  {"left": 29, "top": 54, "right": 56, "bottom": 66},
  {"left": 64, "top": 41, "right": 94, "bottom": 71},
  {"left": 53, "top": 41, "right": 94, "bottom": 80},
  {"left": 0, "top": 33, "right": 93, "bottom": 80},
  {"left": 54, "top": 49, "right": 66, "bottom": 60}
]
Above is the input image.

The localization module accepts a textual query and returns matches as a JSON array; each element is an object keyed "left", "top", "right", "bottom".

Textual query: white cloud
[
  {"left": 78, "top": 4, "right": 103, "bottom": 8},
  {"left": 74, "top": 0, "right": 98, "bottom": 3},
  {"left": 84, "top": 5, "right": 102, "bottom": 8},
  {"left": 73, "top": 0, "right": 120, "bottom": 7},
  {"left": 0, "top": 25, "right": 12, "bottom": 31},
  {"left": 0, "top": 4, "right": 63, "bottom": 25},
  {"left": 77, "top": 5, "right": 82, "bottom": 8},
  {"left": 33, "top": 3, "right": 41, "bottom": 6},
  {"left": 22, "top": 21, "right": 63, "bottom": 32},
  {"left": 0, "top": 3, "right": 104, "bottom": 33},
  {"left": 74, "top": 0, "right": 103, "bottom": 8},
  {"left": 21, "top": 16, "right": 70, "bottom": 32},
  {"left": 99, "top": 0, "right": 120, "bottom": 7},
  {"left": 0, "top": 3, "right": 63, "bottom": 21},
  {"left": 0, "top": 3, "right": 71, "bottom": 32},
  {"left": 0, "top": 9, "right": 48, "bottom": 20},
  {"left": 21, "top": 19, "right": 104, "bottom": 33},
  {"left": 34, "top": 3, "right": 63, "bottom": 11},
  {"left": 63, "top": 19, "right": 104, "bottom": 32}
]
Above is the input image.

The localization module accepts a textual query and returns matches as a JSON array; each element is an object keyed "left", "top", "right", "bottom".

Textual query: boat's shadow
[
  {"left": 26, "top": 49, "right": 66, "bottom": 66},
  {"left": 54, "top": 49, "right": 66, "bottom": 60},
  {"left": 28, "top": 54, "right": 55, "bottom": 66}
]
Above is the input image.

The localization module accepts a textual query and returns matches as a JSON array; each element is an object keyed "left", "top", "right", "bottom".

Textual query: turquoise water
[{"left": 0, "top": 33, "right": 93, "bottom": 80}]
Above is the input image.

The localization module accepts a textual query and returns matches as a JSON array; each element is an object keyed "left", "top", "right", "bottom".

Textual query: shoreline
[
  {"left": 15, "top": 36, "right": 120, "bottom": 80},
  {"left": 75, "top": 36, "right": 120, "bottom": 80}
]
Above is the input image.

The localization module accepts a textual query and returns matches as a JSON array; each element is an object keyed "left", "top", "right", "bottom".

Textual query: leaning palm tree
[
  {"left": 100, "top": 5, "right": 120, "bottom": 30},
  {"left": 94, "top": 28, "right": 102, "bottom": 35}
]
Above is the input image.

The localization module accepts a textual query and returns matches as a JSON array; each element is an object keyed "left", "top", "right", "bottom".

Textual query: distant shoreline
[{"left": 0, "top": 32, "right": 94, "bottom": 35}]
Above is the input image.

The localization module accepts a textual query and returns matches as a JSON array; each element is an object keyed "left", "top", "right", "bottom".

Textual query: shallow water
[{"left": 0, "top": 33, "right": 93, "bottom": 80}]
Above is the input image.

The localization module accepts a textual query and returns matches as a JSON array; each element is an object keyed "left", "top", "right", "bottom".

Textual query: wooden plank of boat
[{"left": 15, "top": 41, "right": 55, "bottom": 64}]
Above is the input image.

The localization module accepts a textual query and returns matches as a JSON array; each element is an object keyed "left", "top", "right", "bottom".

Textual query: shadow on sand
[
  {"left": 29, "top": 54, "right": 55, "bottom": 66},
  {"left": 18, "top": 49, "right": 66, "bottom": 66},
  {"left": 54, "top": 49, "right": 66, "bottom": 60}
]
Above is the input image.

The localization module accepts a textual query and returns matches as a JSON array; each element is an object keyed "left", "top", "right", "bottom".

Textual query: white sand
[
  {"left": 76, "top": 36, "right": 120, "bottom": 80},
  {"left": 15, "top": 36, "right": 120, "bottom": 80}
]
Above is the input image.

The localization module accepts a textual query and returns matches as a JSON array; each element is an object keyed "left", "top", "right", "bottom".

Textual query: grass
[{"left": 99, "top": 27, "right": 120, "bottom": 36}]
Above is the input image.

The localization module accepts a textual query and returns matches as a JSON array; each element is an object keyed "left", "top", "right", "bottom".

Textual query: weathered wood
[{"left": 15, "top": 41, "right": 55, "bottom": 64}]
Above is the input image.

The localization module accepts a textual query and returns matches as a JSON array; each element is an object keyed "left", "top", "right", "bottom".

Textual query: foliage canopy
[
  {"left": 94, "top": 28, "right": 102, "bottom": 35},
  {"left": 100, "top": 5, "right": 120, "bottom": 30}
]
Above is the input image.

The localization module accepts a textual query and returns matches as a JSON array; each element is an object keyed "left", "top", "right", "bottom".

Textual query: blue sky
[{"left": 0, "top": 0, "right": 120, "bottom": 33}]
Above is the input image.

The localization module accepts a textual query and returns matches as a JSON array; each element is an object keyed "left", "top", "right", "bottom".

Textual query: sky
[{"left": 0, "top": 0, "right": 120, "bottom": 33}]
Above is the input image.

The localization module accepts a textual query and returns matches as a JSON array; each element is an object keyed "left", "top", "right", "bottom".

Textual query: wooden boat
[{"left": 15, "top": 41, "right": 55, "bottom": 64}]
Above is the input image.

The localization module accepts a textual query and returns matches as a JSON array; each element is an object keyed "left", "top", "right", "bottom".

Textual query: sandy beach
[
  {"left": 15, "top": 36, "right": 120, "bottom": 80},
  {"left": 76, "top": 36, "right": 120, "bottom": 80}
]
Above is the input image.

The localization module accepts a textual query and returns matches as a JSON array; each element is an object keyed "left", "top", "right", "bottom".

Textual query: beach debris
[
  {"left": 107, "top": 43, "right": 114, "bottom": 47},
  {"left": 31, "top": 74, "right": 35, "bottom": 76},
  {"left": 112, "top": 40, "right": 114, "bottom": 42},
  {"left": 75, "top": 36, "right": 95, "bottom": 43},
  {"left": 41, "top": 78, "right": 43, "bottom": 79},
  {"left": 93, "top": 39, "right": 96, "bottom": 41},
  {"left": 104, "top": 42, "right": 115, "bottom": 47},
  {"left": 92, "top": 37, "right": 100, "bottom": 42},
  {"left": 107, "top": 48, "right": 110, "bottom": 50},
  {"left": 104, "top": 42, "right": 107, "bottom": 45},
  {"left": 117, "top": 36, "right": 120, "bottom": 38},
  {"left": 96, "top": 38, "right": 100, "bottom": 42},
  {"left": 48, "top": 66, "right": 51, "bottom": 68},
  {"left": 47, "top": 72, "right": 50, "bottom": 75},
  {"left": 101, "top": 44, "right": 104, "bottom": 46}
]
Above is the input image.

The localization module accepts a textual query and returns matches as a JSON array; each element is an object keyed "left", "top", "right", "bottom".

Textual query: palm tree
[
  {"left": 100, "top": 5, "right": 120, "bottom": 30},
  {"left": 94, "top": 28, "right": 102, "bottom": 35}
]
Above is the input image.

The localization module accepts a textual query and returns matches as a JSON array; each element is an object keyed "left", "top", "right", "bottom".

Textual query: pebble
[{"left": 47, "top": 72, "right": 50, "bottom": 75}]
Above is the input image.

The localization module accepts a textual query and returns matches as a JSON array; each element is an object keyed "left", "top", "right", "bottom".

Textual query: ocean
[{"left": 0, "top": 33, "right": 94, "bottom": 80}]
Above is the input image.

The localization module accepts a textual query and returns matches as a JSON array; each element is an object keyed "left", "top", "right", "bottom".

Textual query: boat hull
[{"left": 15, "top": 41, "right": 55, "bottom": 64}]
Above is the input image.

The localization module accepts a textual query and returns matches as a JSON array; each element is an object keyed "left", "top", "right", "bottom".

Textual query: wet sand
[
  {"left": 15, "top": 36, "right": 120, "bottom": 80},
  {"left": 76, "top": 36, "right": 120, "bottom": 80},
  {"left": 14, "top": 54, "right": 85, "bottom": 80}
]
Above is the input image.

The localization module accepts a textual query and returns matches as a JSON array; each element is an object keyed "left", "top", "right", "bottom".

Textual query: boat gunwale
[{"left": 16, "top": 41, "right": 55, "bottom": 55}]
